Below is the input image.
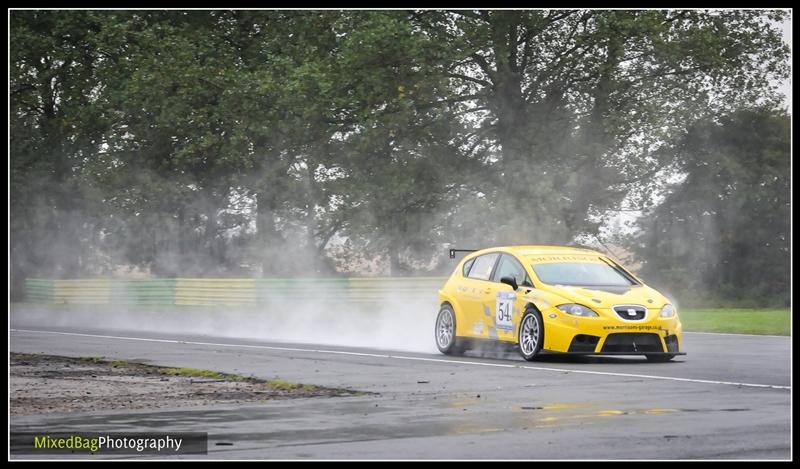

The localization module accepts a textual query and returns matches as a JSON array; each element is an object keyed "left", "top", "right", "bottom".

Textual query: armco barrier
[
  {"left": 24, "top": 277, "right": 446, "bottom": 306},
  {"left": 24, "top": 279, "right": 56, "bottom": 303},
  {"left": 175, "top": 278, "right": 257, "bottom": 306}
]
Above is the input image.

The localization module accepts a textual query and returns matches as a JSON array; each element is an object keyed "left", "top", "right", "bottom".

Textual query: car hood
[{"left": 539, "top": 283, "right": 668, "bottom": 310}]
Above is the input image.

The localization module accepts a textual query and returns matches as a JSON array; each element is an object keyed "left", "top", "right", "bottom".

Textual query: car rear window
[
  {"left": 462, "top": 257, "right": 476, "bottom": 277},
  {"left": 467, "top": 253, "right": 499, "bottom": 280}
]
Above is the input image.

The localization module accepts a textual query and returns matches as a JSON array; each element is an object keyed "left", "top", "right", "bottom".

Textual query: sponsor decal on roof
[{"left": 526, "top": 255, "right": 603, "bottom": 263}]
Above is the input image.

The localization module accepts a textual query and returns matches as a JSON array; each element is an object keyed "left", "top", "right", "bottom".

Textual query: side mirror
[{"left": 500, "top": 276, "right": 518, "bottom": 291}]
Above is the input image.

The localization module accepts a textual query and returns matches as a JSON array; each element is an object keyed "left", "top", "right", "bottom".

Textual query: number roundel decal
[{"left": 495, "top": 291, "right": 515, "bottom": 331}]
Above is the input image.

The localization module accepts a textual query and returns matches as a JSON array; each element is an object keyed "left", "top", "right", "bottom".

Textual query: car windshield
[{"left": 532, "top": 262, "right": 635, "bottom": 287}]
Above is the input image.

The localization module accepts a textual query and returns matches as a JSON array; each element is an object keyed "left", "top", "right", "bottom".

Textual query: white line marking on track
[
  {"left": 11, "top": 329, "right": 790, "bottom": 390},
  {"left": 684, "top": 331, "right": 789, "bottom": 338}
]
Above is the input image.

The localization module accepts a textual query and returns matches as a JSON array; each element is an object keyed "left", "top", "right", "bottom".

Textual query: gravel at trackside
[{"left": 10, "top": 353, "right": 361, "bottom": 415}]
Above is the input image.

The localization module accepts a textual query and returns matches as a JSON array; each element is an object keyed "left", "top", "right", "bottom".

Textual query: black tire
[
  {"left": 646, "top": 354, "right": 676, "bottom": 362},
  {"left": 435, "top": 304, "right": 463, "bottom": 355},
  {"left": 518, "top": 308, "right": 544, "bottom": 361}
]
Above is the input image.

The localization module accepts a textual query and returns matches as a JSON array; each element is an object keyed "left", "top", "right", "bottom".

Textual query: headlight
[
  {"left": 660, "top": 304, "right": 675, "bottom": 318},
  {"left": 557, "top": 304, "right": 599, "bottom": 317}
]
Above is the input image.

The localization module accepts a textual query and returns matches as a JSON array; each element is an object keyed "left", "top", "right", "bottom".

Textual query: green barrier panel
[
  {"left": 24, "top": 279, "right": 55, "bottom": 303},
  {"left": 110, "top": 279, "right": 177, "bottom": 305}
]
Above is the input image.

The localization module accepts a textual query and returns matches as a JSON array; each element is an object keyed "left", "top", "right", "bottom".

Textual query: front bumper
[{"left": 542, "top": 311, "right": 683, "bottom": 354}]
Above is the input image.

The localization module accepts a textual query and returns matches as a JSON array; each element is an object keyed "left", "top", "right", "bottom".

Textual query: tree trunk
[
  {"left": 388, "top": 242, "right": 405, "bottom": 276},
  {"left": 255, "top": 190, "right": 280, "bottom": 277}
]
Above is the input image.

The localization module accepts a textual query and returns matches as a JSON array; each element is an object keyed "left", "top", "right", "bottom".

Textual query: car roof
[{"left": 471, "top": 245, "right": 603, "bottom": 257}]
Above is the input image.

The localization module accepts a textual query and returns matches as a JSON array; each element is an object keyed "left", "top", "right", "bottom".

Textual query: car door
[
  {"left": 458, "top": 252, "right": 500, "bottom": 338},
  {"left": 491, "top": 254, "right": 533, "bottom": 342}
]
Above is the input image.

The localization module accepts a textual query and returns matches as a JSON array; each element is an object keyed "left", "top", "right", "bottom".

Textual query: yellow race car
[{"left": 436, "top": 245, "right": 684, "bottom": 362}]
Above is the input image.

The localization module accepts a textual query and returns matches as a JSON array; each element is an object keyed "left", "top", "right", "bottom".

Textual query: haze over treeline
[{"left": 10, "top": 10, "right": 791, "bottom": 306}]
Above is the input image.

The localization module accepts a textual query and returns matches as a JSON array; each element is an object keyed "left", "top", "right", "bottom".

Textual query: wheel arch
[
  {"left": 517, "top": 301, "right": 546, "bottom": 360},
  {"left": 439, "top": 296, "right": 467, "bottom": 336},
  {"left": 521, "top": 301, "right": 546, "bottom": 343},
  {"left": 524, "top": 301, "right": 542, "bottom": 314}
]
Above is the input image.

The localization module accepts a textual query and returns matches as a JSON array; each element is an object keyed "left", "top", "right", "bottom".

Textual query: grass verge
[{"left": 679, "top": 308, "right": 790, "bottom": 336}]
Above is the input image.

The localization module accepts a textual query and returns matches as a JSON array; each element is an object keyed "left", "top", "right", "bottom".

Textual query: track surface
[{"left": 10, "top": 325, "right": 791, "bottom": 459}]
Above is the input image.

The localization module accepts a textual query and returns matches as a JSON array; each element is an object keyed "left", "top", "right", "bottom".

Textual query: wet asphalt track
[{"left": 9, "top": 321, "right": 792, "bottom": 459}]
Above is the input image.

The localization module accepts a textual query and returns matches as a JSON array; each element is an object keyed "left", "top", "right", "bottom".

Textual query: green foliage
[
  {"left": 10, "top": 10, "right": 790, "bottom": 304},
  {"left": 631, "top": 108, "right": 790, "bottom": 306},
  {"left": 11, "top": 11, "right": 112, "bottom": 289},
  {"left": 411, "top": 10, "right": 789, "bottom": 244}
]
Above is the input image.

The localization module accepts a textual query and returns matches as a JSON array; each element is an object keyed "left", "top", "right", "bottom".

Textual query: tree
[
  {"left": 327, "top": 12, "right": 481, "bottom": 274},
  {"left": 410, "top": 10, "right": 790, "bottom": 244},
  {"left": 10, "top": 11, "right": 111, "bottom": 297},
  {"left": 10, "top": 10, "right": 791, "bottom": 294},
  {"left": 631, "top": 107, "right": 790, "bottom": 306}
]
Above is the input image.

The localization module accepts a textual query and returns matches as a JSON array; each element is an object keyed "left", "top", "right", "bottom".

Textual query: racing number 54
[{"left": 496, "top": 292, "right": 515, "bottom": 331}]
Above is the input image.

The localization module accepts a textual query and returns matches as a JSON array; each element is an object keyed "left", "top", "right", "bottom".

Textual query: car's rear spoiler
[{"left": 449, "top": 248, "right": 478, "bottom": 259}]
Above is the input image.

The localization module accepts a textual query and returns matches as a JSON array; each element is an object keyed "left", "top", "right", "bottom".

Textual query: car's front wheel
[
  {"left": 435, "top": 305, "right": 462, "bottom": 355},
  {"left": 518, "top": 308, "right": 544, "bottom": 361}
]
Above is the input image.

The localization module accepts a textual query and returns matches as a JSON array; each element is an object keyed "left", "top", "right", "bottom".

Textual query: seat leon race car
[{"left": 435, "top": 245, "right": 684, "bottom": 362}]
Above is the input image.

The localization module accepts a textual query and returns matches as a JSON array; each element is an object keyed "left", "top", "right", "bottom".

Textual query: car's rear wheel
[
  {"left": 435, "top": 305, "right": 462, "bottom": 355},
  {"left": 518, "top": 308, "right": 544, "bottom": 361},
  {"left": 646, "top": 354, "right": 676, "bottom": 362}
]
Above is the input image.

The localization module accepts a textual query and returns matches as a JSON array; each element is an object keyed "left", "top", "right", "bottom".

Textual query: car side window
[
  {"left": 492, "top": 254, "right": 530, "bottom": 286},
  {"left": 462, "top": 257, "right": 476, "bottom": 277},
  {"left": 466, "top": 253, "right": 499, "bottom": 281}
]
